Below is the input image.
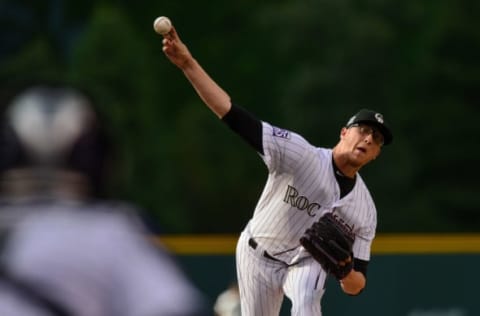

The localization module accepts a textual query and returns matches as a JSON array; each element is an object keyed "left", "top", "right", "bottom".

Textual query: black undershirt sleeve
[
  {"left": 221, "top": 103, "right": 264, "bottom": 155},
  {"left": 354, "top": 258, "right": 368, "bottom": 277}
]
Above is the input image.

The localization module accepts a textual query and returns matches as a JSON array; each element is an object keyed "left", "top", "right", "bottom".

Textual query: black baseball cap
[{"left": 345, "top": 109, "right": 393, "bottom": 145}]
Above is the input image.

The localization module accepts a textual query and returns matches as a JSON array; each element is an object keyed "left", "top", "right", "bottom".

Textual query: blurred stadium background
[{"left": 1, "top": 0, "right": 478, "bottom": 315}]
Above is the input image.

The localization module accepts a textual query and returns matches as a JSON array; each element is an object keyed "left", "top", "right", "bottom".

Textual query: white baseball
[{"left": 153, "top": 16, "right": 172, "bottom": 35}]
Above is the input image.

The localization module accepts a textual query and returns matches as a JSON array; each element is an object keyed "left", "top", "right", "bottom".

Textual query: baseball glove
[{"left": 300, "top": 213, "right": 355, "bottom": 280}]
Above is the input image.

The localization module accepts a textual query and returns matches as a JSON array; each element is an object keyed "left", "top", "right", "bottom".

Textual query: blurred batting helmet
[{"left": 0, "top": 82, "right": 110, "bottom": 196}]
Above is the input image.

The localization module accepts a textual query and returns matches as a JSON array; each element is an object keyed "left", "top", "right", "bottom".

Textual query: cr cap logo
[{"left": 374, "top": 113, "right": 384, "bottom": 124}]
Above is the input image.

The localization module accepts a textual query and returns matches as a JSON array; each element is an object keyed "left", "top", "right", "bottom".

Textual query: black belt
[{"left": 248, "top": 238, "right": 283, "bottom": 263}]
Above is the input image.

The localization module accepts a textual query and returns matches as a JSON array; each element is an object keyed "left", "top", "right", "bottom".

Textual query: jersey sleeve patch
[{"left": 272, "top": 126, "right": 291, "bottom": 139}]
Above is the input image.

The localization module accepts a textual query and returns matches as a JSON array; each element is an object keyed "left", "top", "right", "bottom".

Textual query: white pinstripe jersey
[{"left": 245, "top": 122, "right": 377, "bottom": 264}]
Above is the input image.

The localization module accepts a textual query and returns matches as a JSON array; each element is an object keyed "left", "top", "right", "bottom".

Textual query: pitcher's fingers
[{"left": 164, "top": 26, "right": 178, "bottom": 41}]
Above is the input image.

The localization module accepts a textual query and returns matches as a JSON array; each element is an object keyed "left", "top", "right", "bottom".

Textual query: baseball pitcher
[{"left": 160, "top": 22, "right": 393, "bottom": 316}]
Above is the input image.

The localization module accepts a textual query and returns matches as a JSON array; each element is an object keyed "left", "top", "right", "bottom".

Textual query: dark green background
[
  {"left": 1, "top": 0, "right": 479, "bottom": 234},
  {"left": 179, "top": 254, "right": 477, "bottom": 315}
]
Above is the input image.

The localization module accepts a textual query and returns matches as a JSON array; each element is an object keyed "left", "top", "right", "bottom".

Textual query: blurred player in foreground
[
  {"left": 0, "top": 82, "right": 207, "bottom": 316},
  {"left": 161, "top": 24, "right": 393, "bottom": 316}
]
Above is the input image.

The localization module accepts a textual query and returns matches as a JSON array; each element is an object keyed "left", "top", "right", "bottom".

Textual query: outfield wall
[{"left": 156, "top": 234, "right": 480, "bottom": 316}]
